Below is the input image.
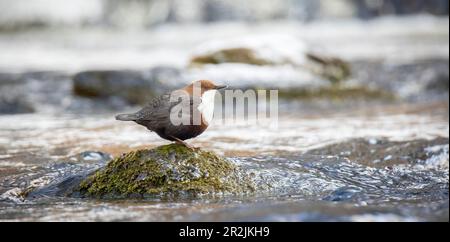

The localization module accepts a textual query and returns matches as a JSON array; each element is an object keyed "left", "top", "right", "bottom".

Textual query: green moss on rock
[
  {"left": 190, "top": 48, "right": 273, "bottom": 66},
  {"left": 278, "top": 84, "right": 396, "bottom": 101},
  {"left": 306, "top": 53, "right": 352, "bottom": 84},
  {"left": 189, "top": 48, "right": 352, "bottom": 83},
  {"left": 77, "top": 144, "right": 255, "bottom": 198}
]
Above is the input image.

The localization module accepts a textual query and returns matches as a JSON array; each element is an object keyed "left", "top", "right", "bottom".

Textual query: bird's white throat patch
[{"left": 198, "top": 90, "right": 217, "bottom": 124}]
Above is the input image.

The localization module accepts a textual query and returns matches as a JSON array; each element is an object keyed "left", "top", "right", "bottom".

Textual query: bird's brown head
[{"left": 183, "top": 80, "right": 227, "bottom": 95}]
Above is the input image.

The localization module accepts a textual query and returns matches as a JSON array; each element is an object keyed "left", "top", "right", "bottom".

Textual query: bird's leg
[{"left": 170, "top": 136, "right": 197, "bottom": 150}]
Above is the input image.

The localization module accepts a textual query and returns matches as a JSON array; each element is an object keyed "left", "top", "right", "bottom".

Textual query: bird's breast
[{"left": 197, "top": 90, "right": 217, "bottom": 125}]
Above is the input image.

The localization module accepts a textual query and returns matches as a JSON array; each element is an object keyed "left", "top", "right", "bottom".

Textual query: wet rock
[
  {"left": 22, "top": 163, "right": 103, "bottom": 199},
  {"left": 0, "top": 71, "right": 73, "bottom": 114},
  {"left": 306, "top": 137, "right": 449, "bottom": 168},
  {"left": 0, "top": 73, "right": 34, "bottom": 114},
  {"left": 0, "top": 73, "right": 23, "bottom": 84},
  {"left": 185, "top": 62, "right": 392, "bottom": 101},
  {"left": 202, "top": 0, "right": 292, "bottom": 22},
  {"left": 278, "top": 84, "right": 395, "bottom": 101},
  {"left": 190, "top": 48, "right": 352, "bottom": 83},
  {"left": 189, "top": 36, "right": 352, "bottom": 83},
  {"left": 16, "top": 152, "right": 111, "bottom": 200},
  {"left": 354, "top": 0, "right": 449, "bottom": 18},
  {"left": 191, "top": 48, "right": 274, "bottom": 66},
  {"left": 23, "top": 173, "right": 88, "bottom": 199},
  {"left": 75, "top": 144, "right": 255, "bottom": 199},
  {"left": 323, "top": 186, "right": 364, "bottom": 202},
  {"left": 70, "top": 151, "right": 112, "bottom": 164},
  {"left": 425, "top": 71, "right": 449, "bottom": 94},
  {"left": 351, "top": 59, "right": 449, "bottom": 101},
  {"left": 306, "top": 53, "right": 352, "bottom": 84},
  {"left": 0, "top": 95, "right": 35, "bottom": 114},
  {"left": 72, "top": 67, "right": 181, "bottom": 105}
]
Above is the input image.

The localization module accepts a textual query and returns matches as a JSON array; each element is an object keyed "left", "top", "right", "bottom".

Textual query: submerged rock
[
  {"left": 70, "top": 151, "right": 112, "bottom": 164},
  {"left": 75, "top": 144, "right": 255, "bottom": 199},
  {"left": 0, "top": 95, "right": 35, "bottom": 114},
  {"left": 14, "top": 151, "right": 111, "bottom": 200},
  {"left": 306, "top": 137, "right": 450, "bottom": 168},
  {"left": 351, "top": 59, "right": 449, "bottom": 101},
  {"left": 0, "top": 71, "right": 74, "bottom": 114},
  {"left": 0, "top": 73, "right": 34, "bottom": 114}
]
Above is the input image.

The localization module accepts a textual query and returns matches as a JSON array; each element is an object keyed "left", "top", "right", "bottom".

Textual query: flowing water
[{"left": 0, "top": 101, "right": 448, "bottom": 221}]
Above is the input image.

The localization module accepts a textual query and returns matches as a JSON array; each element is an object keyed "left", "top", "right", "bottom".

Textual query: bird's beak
[{"left": 214, "top": 85, "right": 228, "bottom": 90}]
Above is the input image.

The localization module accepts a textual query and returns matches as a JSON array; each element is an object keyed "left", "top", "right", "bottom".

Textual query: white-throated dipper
[{"left": 115, "top": 80, "right": 227, "bottom": 148}]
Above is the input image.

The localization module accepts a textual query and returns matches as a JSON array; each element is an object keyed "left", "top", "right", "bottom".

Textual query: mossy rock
[
  {"left": 190, "top": 48, "right": 273, "bottom": 66},
  {"left": 306, "top": 53, "right": 352, "bottom": 84},
  {"left": 76, "top": 144, "right": 255, "bottom": 199},
  {"left": 278, "top": 84, "right": 396, "bottom": 101},
  {"left": 190, "top": 48, "right": 352, "bottom": 83}
]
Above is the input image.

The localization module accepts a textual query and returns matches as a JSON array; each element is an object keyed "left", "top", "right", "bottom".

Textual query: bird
[{"left": 115, "top": 80, "right": 227, "bottom": 148}]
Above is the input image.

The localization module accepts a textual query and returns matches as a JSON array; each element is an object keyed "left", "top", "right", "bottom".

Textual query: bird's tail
[{"left": 115, "top": 113, "right": 138, "bottom": 121}]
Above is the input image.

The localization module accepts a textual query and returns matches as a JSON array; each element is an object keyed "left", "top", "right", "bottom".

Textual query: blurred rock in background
[
  {"left": 0, "top": 0, "right": 103, "bottom": 30},
  {"left": 73, "top": 67, "right": 181, "bottom": 105},
  {"left": 353, "top": 0, "right": 449, "bottom": 18}
]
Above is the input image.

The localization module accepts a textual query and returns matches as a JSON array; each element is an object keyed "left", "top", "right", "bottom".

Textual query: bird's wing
[
  {"left": 134, "top": 92, "right": 199, "bottom": 127},
  {"left": 134, "top": 93, "right": 173, "bottom": 120}
]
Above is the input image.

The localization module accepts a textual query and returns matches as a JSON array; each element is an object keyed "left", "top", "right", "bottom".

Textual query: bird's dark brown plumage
[{"left": 115, "top": 80, "right": 226, "bottom": 144}]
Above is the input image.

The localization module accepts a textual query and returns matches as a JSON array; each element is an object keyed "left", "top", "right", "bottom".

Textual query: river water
[{"left": 0, "top": 101, "right": 448, "bottom": 221}]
